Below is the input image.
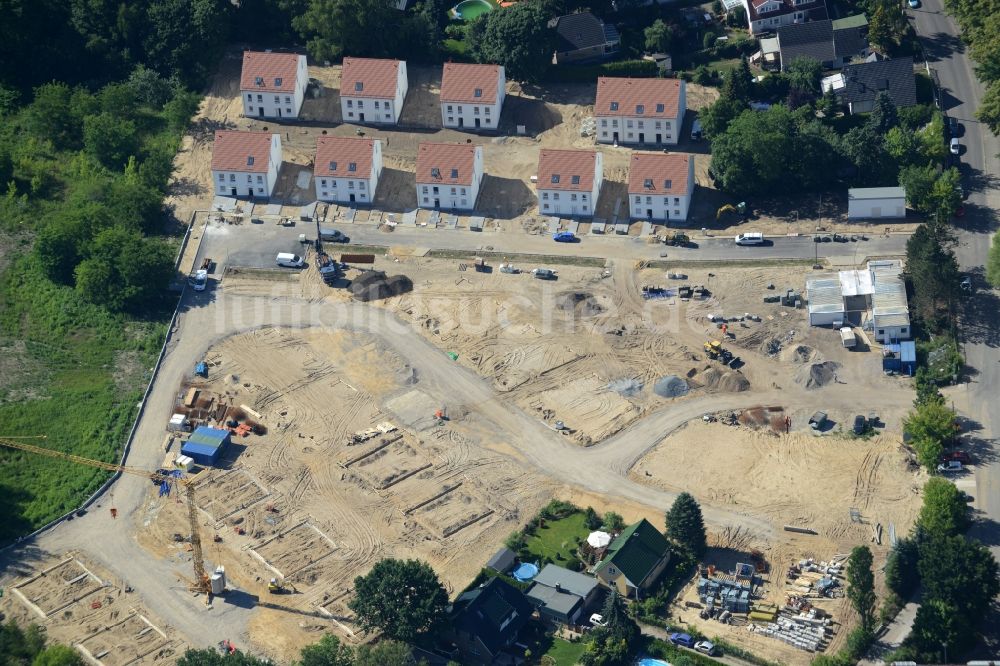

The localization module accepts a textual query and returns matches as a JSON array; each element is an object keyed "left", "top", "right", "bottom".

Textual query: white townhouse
[
  {"left": 211, "top": 130, "right": 282, "bottom": 199},
  {"left": 415, "top": 143, "right": 484, "bottom": 211},
  {"left": 740, "top": 0, "right": 829, "bottom": 35},
  {"left": 594, "top": 77, "right": 686, "bottom": 147},
  {"left": 314, "top": 136, "right": 383, "bottom": 205},
  {"left": 240, "top": 50, "right": 309, "bottom": 120},
  {"left": 535, "top": 149, "right": 603, "bottom": 217},
  {"left": 627, "top": 152, "right": 695, "bottom": 222},
  {"left": 340, "top": 57, "right": 408, "bottom": 125},
  {"left": 439, "top": 63, "right": 506, "bottom": 131}
]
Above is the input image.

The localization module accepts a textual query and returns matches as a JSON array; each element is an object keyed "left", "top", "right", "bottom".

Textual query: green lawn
[
  {"left": 544, "top": 637, "right": 587, "bottom": 666},
  {"left": 523, "top": 511, "right": 589, "bottom": 564}
]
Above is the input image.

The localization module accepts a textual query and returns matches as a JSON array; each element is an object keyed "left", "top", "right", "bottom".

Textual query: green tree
[
  {"left": 903, "top": 398, "right": 957, "bottom": 470},
  {"left": 868, "top": 4, "right": 894, "bottom": 53},
  {"left": 726, "top": 5, "right": 747, "bottom": 28},
  {"left": 846, "top": 546, "right": 877, "bottom": 631},
  {"left": 914, "top": 366, "right": 944, "bottom": 407},
  {"left": 584, "top": 506, "right": 602, "bottom": 530},
  {"left": 868, "top": 91, "right": 899, "bottom": 134},
  {"left": 74, "top": 257, "right": 119, "bottom": 309},
  {"left": 978, "top": 82, "right": 1000, "bottom": 135},
  {"left": 899, "top": 163, "right": 939, "bottom": 213},
  {"left": 603, "top": 511, "right": 625, "bottom": 532},
  {"left": 176, "top": 648, "right": 270, "bottom": 666},
  {"left": 348, "top": 558, "right": 448, "bottom": 641},
  {"left": 0, "top": 621, "right": 47, "bottom": 664},
  {"left": 299, "top": 634, "right": 354, "bottom": 666},
  {"left": 817, "top": 86, "right": 841, "bottom": 117},
  {"left": 27, "top": 83, "right": 86, "bottom": 150},
  {"left": 699, "top": 95, "right": 745, "bottom": 139},
  {"left": 703, "top": 32, "right": 718, "bottom": 50},
  {"left": 665, "top": 492, "right": 707, "bottom": 558},
  {"left": 842, "top": 124, "right": 894, "bottom": 186},
  {"left": 919, "top": 477, "right": 970, "bottom": 537},
  {"left": 83, "top": 112, "right": 139, "bottom": 170},
  {"left": 31, "top": 645, "right": 83, "bottom": 666},
  {"left": 885, "top": 537, "right": 920, "bottom": 597},
  {"left": 928, "top": 167, "right": 962, "bottom": 221},
  {"left": 917, "top": 111, "right": 947, "bottom": 162},
  {"left": 884, "top": 126, "right": 920, "bottom": 166},
  {"left": 721, "top": 57, "right": 753, "bottom": 104},
  {"left": 98, "top": 82, "right": 138, "bottom": 118},
  {"left": 905, "top": 221, "right": 960, "bottom": 330},
  {"left": 908, "top": 599, "right": 973, "bottom": 663},
  {"left": 474, "top": 2, "right": 554, "bottom": 82},
  {"left": 987, "top": 230, "right": 1000, "bottom": 287},
  {"left": 163, "top": 89, "right": 201, "bottom": 133},
  {"left": 293, "top": 0, "right": 396, "bottom": 61},
  {"left": 918, "top": 535, "right": 1000, "bottom": 621},
  {"left": 786, "top": 58, "right": 822, "bottom": 95},
  {"left": 354, "top": 640, "right": 421, "bottom": 666},
  {"left": 127, "top": 64, "right": 174, "bottom": 109},
  {"left": 644, "top": 19, "right": 675, "bottom": 53},
  {"left": 581, "top": 591, "right": 640, "bottom": 666}
]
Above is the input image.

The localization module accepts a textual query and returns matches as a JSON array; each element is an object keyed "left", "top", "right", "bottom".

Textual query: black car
[
  {"left": 319, "top": 228, "right": 350, "bottom": 243},
  {"left": 947, "top": 116, "right": 961, "bottom": 137},
  {"left": 853, "top": 415, "right": 866, "bottom": 435}
]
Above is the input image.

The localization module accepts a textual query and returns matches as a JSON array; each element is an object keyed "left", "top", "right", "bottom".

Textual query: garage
[{"left": 847, "top": 186, "right": 906, "bottom": 220}]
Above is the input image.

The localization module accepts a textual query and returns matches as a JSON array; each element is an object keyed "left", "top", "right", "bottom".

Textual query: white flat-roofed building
[
  {"left": 211, "top": 130, "right": 282, "bottom": 199},
  {"left": 340, "top": 57, "right": 408, "bottom": 125},
  {"left": 240, "top": 51, "right": 309, "bottom": 120},
  {"left": 415, "top": 143, "right": 484, "bottom": 211},
  {"left": 314, "top": 136, "right": 382, "bottom": 205},
  {"left": 440, "top": 63, "right": 506, "bottom": 131}
]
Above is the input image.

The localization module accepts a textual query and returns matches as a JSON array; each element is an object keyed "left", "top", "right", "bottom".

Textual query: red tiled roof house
[
  {"left": 241, "top": 51, "right": 309, "bottom": 120},
  {"left": 439, "top": 63, "right": 506, "bottom": 131},
  {"left": 314, "top": 137, "right": 383, "bottom": 205},
  {"left": 211, "top": 130, "right": 282, "bottom": 199},
  {"left": 627, "top": 153, "right": 696, "bottom": 222},
  {"left": 535, "top": 149, "right": 603, "bottom": 218},
  {"left": 595, "top": 77, "right": 686, "bottom": 147},
  {"left": 415, "top": 143, "right": 484, "bottom": 211},
  {"left": 340, "top": 57, "right": 409, "bottom": 125}
]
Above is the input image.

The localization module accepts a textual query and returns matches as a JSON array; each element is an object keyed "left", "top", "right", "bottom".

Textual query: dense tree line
[{"left": 942, "top": 0, "right": 1000, "bottom": 133}]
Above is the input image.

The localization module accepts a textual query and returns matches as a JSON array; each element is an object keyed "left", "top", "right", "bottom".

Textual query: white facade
[
  {"left": 340, "top": 61, "right": 408, "bottom": 125},
  {"left": 744, "top": 0, "right": 815, "bottom": 35},
  {"left": 537, "top": 154, "right": 604, "bottom": 217},
  {"left": 596, "top": 83, "right": 686, "bottom": 147},
  {"left": 241, "top": 55, "right": 309, "bottom": 120},
  {"left": 211, "top": 134, "right": 282, "bottom": 199},
  {"left": 315, "top": 142, "right": 383, "bottom": 205},
  {"left": 416, "top": 148, "right": 484, "bottom": 211},
  {"left": 627, "top": 159, "right": 695, "bottom": 222},
  {"left": 847, "top": 187, "right": 906, "bottom": 220},
  {"left": 440, "top": 67, "right": 507, "bottom": 131}
]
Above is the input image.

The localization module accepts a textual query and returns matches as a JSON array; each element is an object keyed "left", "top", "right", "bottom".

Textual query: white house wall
[
  {"left": 242, "top": 56, "right": 308, "bottom": 119},
  {"left": 415, "top": 148, "right": 483, "bottom": 212},
  {"left": 340, "top": 64, "right": 408, "bottom": 125},
  {"left": 212, "top": 135, "right": 282, "bottom": 199},
  {"left": 597, "top": 111, "right": 683, "bottom": 146},
  {"left": 314, "top": 143, "right": 383, "bottom": 204},
  {"left": 441, "top": 70, "right": 506, "bottom": 130},
  {"left": 847, "top": 198, "right": 906, "bottom": 219},
  {"left": 628, "top": 159, "right": 694, "bottom": 222}
]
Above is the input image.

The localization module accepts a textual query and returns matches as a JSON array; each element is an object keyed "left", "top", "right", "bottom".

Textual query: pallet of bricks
[{"left": 750, "top": 609, "right": 831, "bottom": 652}]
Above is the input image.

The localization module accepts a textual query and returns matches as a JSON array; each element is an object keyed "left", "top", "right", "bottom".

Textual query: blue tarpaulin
[{"left": 181, "top": 426, "right": 230, "bottom": 466}]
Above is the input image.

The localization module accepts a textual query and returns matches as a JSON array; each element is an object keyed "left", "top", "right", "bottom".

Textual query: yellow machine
[{"left": 704, "top": 341, "right": 722, "bottom": 358}]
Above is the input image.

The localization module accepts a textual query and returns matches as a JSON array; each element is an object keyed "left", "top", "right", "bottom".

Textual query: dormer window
[
  {"left": 644, "top": 178, "right": 653, "bottom": 189},
  {"left": 551, "top": 174, "right": 560, "bottom": 184},
  {"left": 274, "top": 77, "right": 282, "bottom": 87},
  {"left": 474, "top": 88, "right": 482, "bottom": 97},
  {"left": 636, "top": 104, "right": 644, "bottom": 114},
  {"left": 431, "top": 167, "right": 441, "bottom": 178},
  {"left": 255, "top": 76, "right": 264, "bottom": 86},
  {"left": 355, "top": 81, "right": 363, "bottom": 92},
  {"left": 656, "top": 103, "right": 665, "bottom": 113},
  {"left": 571, "top": 175, "right": 580, "bottom": 185},
  {"left": 246, "top": 156, "right": 254, "bottom": 166},
  {"left": 664, "top": 179, "right": 672, "bottom": 189},
  {"left": 451, "top": 168, "right": 459, "bottom": 178},
  {"left": 329, "top": 161, "right": 337, "bottom": 171},
  {"left": 348, "top": 162, "right": 357, "bottom": 172},
  {"left": 610, "top": 102, "right": 619, "bottom": 111}
]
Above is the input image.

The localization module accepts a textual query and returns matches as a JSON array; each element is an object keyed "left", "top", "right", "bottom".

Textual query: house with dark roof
[
  {"left": 548, "top": 12, "right": 620, "bottom": 65},
  {"left": 822, "top": 57, "right": 916, "bottom": 114},
  {"left": 736, "top": 0, "right": 828, "bottom": 35},
  {"left": 451, "top": 577, "right": 533, "bottom": 665},
  {"left": 526, "top": 564, "right": 601, "bottom": 625},
  {"left": 776, "top": 18, "right": 869, "bottom": 70},
  {"left": 593, "top": 519, "right": 671, "bottom": 599},
  {"left": 240, "top": 51, "right": 309, "bottom": 120}
]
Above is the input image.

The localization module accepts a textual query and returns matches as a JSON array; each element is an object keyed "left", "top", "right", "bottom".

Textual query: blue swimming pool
[
  {"left": 511, "top": 562, "right": 539, "bottom": 581},
  {"left": 635, "top": 659, "right": 671, "bottom": 666}
]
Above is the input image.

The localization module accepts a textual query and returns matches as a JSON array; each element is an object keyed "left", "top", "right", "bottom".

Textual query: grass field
[
  {"left": 544, "top": 637, "right": 587, "bottom": 665},
  {"left": 523, "top": 511, "right": 589, "bottom": 564}
]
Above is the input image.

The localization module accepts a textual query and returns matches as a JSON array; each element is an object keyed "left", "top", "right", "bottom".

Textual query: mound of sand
[
  {"left": 608, "top": 378, "right": 643, "bottom": 397},
  {"left": 556, "top": 291, "right": 604, "bottom": 316},
  {"left": 781, "top": 345, "right": 819, "bottom": 364},
  {"left": 349, "top": 271, "right": 414, "bottom": 302},
  {"left": 653, "top": 376, "right": 689, "bottom": 398},
  {"left": 691, "top": 365, "right": 751, "bottom": 392},
  {"left": 796, "top": 361, "right": 840, "bottom": 389}
]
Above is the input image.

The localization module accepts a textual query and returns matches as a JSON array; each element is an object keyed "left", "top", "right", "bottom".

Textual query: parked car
[
  {"left": 589, "top": 613, "right": 607, "bottom": 627},
  {"left": 531, "top": 268, "right": 557, "bottom": 280},
  {"left": 947, "top": 116, "right": 961, "bottom": 137},
  {"left": 908, "top": 0, "right": 920, "bottom": 7},
  {"left": 950, "top": 137, "right": 961, "bottom": 155},
  {"left": 669, "top": 633, "right": 695, "bottom": 648},
  {"left": 853, "top": 415, "right": 867, "bottom": 435},
  {"left": 319, "top": 228, "right": 350, "bottom": 243},
  {"left": 190, "top": 269, "right": 208, "bottom": 291},
  {"left": 937, "top": 460, "right": 963, "bottom": 473},
  {"left": 553, "top": 231, "right": 577, "bottom": 243},
  {"left": 941, "top": 450, "right": 971, "bottom": 465},
  {"left": 960, "top": 276, "right": 973, "bottom": 292},
  {"left": 735, "top": 232, "right": 764, "bottom": 246},
  {"left": 694, "top": 641, "right": 719, "bottom": 656},
  {"left": 276, "top": 252, "right": 304, "bottom": 268}
]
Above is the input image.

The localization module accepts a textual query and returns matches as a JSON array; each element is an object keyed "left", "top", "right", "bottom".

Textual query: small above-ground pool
[
  {"left": 636, "top": 659, "right": 671, "bottom": 666},
  {"left": 450, "top": 0, "right": 493, "bottom": 20},
  {"left": 511, "top": 562, "right": 539, "bottom": 582}
]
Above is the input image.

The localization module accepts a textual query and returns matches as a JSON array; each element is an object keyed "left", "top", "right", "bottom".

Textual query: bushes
[{"left": 547, "top": 59, "right": 658, "bottom": 83}]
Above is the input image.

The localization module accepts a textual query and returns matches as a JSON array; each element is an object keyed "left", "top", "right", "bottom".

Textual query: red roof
[
  {"left": 536, "top": 149, "right": 599, "bottom": 192},
  {"left": 440, "top": 63, "right": 503, "bottom": 104},
  {"left": 341, "top": 58, "right": 402, "bottom": 99},
  {"left": 211, "top": 131, "right": 275, "bottom": 173},
  {"left": 594, "top": 77, "right": 682, "bottom": 119},
  {"left": 627, "top": 153, "right": 692, "bottom": 195},
  {"left": 415, "top": 143, "right": 479, "bottom": 186},
  {"left": 315, "top": 136, "right": 377, "bottom": 178},
  {"left": 240, "top": 51, "right": 301, "bottom": 93}
]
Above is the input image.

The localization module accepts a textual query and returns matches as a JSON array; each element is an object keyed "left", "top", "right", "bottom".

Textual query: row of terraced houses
[{"left": 212, "top": 51, "right": 695, "bottom": 222}]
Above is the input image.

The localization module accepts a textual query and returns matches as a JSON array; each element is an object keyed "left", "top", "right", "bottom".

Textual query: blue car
[
  {"left": 553, "top": 231, "right": 577, "bottom": 242},
  {"left": 669, "top": 632, "right": 695, "bottom": 648}
]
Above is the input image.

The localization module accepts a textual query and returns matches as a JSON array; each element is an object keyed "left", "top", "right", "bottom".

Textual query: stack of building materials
[
  {"left": 751, "top": 613, "right": 830, "bottom": 652},
  {"left": 698, "top": 576, "right": 753, "bottom": 613}
]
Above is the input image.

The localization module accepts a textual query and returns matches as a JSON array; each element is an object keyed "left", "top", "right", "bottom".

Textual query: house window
[
  {"left": 571, "top": 194, "right": 577, "bottom": 201},
  {"left": 656, "top": 103, "right": 665, "bottom": 113},
  {"left": 320, "top": 179, "right": 327, "bottom": 186},
  {"left": 646, "top": 196, "right": 652, "bottom": 204},
  {"left": 636, "top": 104, "right": 644, "bottom": 114},
  {"left": 601, "top": 119, "right": 608, "bottom": 127},
  {"left": 663, "top": 197, "right": 669, "bottom": 205},
  {"left": 461, "top": 188, "right": 466, "bottom": 195},
  {"left": 601, "top": 131, "right": 608, "bottom": 138},
  {"left": 571, "top": 175, "right": 580, "bottom": 185},
  {"left": 229, "top": 174, "right": 235, "bottom": 182},
  {"left": 627, "top": 133, "right": 634, "bottom": 139},
  {"left": 218, "top": 174, "right": 224, "bottom": 182},
  {"left": 655, "top": 121, "right": 662, "bottom": 129},
  {"left": 247, "top": 94, "right": 252, "bottom": 101},
  {"left": 610, "top": 102, "right": 619, "bottom": 111},
  {"left": 674, "top": 209, "right": 680, "bottom": 217},
  {"left": 285, "top": 96, "right": 290, "bottom": 103},
  {"left": 581, "top": 194, "right": 587, "bottom": 201},
  {"left": 348, "top": 182, "right": 354, "bottom": 189},
  {"left": 331, "top": 180, "right": 338, "bottom": 187},
  {"left": 423, "top": 197, "right": 429, "bottom": 203},
  {"left": 542, "top": 193, "right": 549, "bottom": 200},
  {"left": 474, "top": 88, "right": 483, "bottom": 98},
  {"left": 902, "top": 327, "right": 908, "bottom": 334},
  {"left": 448, "top": 116, "right": 454, "bottom": 123},
  {"left": 551, "top": 175, "right": 560, "bottom": 184},
  {"left": 450, "top": 187, "right": 456, "bottom": 195},
  {"left": 878, "top": 329, "right": 884, "bottom": 335},
  {"left": 257, "top": 95, "right": 262, "bottom": 102},
  {"left": 347, "top": 100, "right": 353, "bottom": 108},
  {"left": 359, "top": 182, "right": 365, "bottom": 190},
  {"left": 447, "top": 105, "right": 453, "bottom": 112},
  {"left": 582, "top": 204, "right": 588, "bottom": 211},
  {"left": 273, "top": 96, "right": 279, "bottom": 103},
  {"left": 485, "top": 106, "right": 491, "bottom": 114},
  {"left": 359, "top": 193, "right": 366, "bottom": 200},
  {"left": 385, "top": 113, "right": 390, "bottom": 119},
  {"left": 553, "top": 193, "right": 560, "bottom": 200},
  {"left": 612, "top": 119, "right": 619, "bottom": 127},
  {"left": 543, "top": 203, "right": 550, "bottom": 210},
  {"left": 674, "top": 197, "right": 680, "bottom": 205},
  {"left": 257, "top": 187, "right": 263, "bottom": 193},
  {"left": 634, "top": 196, "right": 641, "bottom": 203},
  {"left": 348, "top": 112, "right": 354, "bottom": 118},
  {"left": 257, "top": 175, "right": 263, "bottom": 183},
  {"left": 374, "top": 101, "right": 380, "bottom": 109},
  {"left": 248, "top": 105, "right": 254, "bottom": 112},
  {"left": 422, "top": 186, "right": 429, "bottom": 193},
  {"left": 608, "top": 567, "right": 618, "bottom": 575},
  {"left": 286, "top": 108, "right": 291, "bottom": 114},
  {"left": 457, "top": 106, "right": 463, "bottom": 112},
  {"left": 358, "top": 100, "right": 364, "bottom": 108},
  {"left": 626, "top": 120, "right": 633, "bottom": 128},
  {"left": 474, "top": 107, "right": 480, "bottom": 115},
  {"left": 461, "top": 199, "right": 467, "bottom": 205},
  {"left": 638, "top": 121, "right": 645, "bottom": 129}
]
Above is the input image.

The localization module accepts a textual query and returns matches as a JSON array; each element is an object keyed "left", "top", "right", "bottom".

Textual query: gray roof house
[
  {"left": 525, "top": 564, "right": 601, "bottom": 625},
  {"left": 776, "top": 18, "right": 869, "bottom": 70},
  {"left": 829, "top": 58, "right": 917, "bottom": 114},
  {"left": 548, "top": 12, "right": 620, "bottom": 65}
]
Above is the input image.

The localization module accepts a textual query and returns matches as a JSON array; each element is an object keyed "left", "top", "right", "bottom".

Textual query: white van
[
  {"left": 275, "top": 252, "right": 304, "bottom": 268},
  {"left": 735, "top": 232, "right": 764, "bottom": 246}
]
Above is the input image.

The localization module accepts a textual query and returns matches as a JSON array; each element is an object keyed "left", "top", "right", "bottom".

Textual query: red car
[{"left": 941, "top": 450, "right": 971, "bottom": 465}]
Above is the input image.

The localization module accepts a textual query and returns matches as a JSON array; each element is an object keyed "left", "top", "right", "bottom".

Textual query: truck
[{"left": 839, "top": 326, "right": 856, "bottom": 349}]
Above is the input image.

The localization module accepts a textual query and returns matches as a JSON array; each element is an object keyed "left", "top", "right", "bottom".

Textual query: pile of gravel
[
  {"left": 653, "top": 375, "right": 689, "bottom": 398},
  {"left": 349, "top": 271, "right": 413, "bottom": 302}
]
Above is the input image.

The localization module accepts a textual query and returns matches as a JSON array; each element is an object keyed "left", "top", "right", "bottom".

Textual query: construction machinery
[
  {"left": 716, "top": 202, "right": 747, "bottom": 221},
  {"left": 0, "top": 436, "right": 211, "bottom": 596},
  {"left": 703, "top": 341, "right": 733, "bottom": 364}
]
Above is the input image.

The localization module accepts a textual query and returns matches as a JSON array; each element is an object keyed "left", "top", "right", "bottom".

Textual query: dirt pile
[
  {"left": 607, "top": 378, "right": 643, "bottom": 397},
  {"left": 556, "top": 291, "right": 604, "bottom": 316},
  {"left": 349, "top": 271, "right": 414, "bottom": 302},
  {"left": 691, "top": 365, "right": 751, "bottom": 392},
  {"left": 781, "top": 345, "right": 819, "bottom": 364},
  {"left": 796, "top": 361, "right": 840, "bottom": 389},
  {"left": 653, "top": 376, "right": 689, "bottom": 398}
]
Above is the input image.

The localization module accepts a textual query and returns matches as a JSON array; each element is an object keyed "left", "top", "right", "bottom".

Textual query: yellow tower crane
[{"left": 0, "top": 437, "right": 210, "bottom": 595}]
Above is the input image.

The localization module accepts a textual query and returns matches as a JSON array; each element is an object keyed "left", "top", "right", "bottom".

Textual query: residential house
[
  {"left": 776, "top": 18, "right": 869, "bottom": 70},
  {"left": 340, "top": 57, "right": 408, "bottom": 125},
  {"left": 593, "top": 519, "right": 671, "bottom": 599},
  {"left": 525, "top": 564, "right": 601, "bottom": 625},
  {"left": 548, "top": 12, "right": 620, "bottom": 65},
  {"left": 240, "top": 50, "right": 309, "bottom": 120},
  {"left": 737, "top": 0, "right": 829, "bottom": 36},
  {"left": 451, "top": 577, "right": 533, "bottom": 665},
  {"left": 822, "top": 57, "right": 916, "bottom": 114},
  {"left": 535, "top": 149, "right": 603, "bottom": 217},
  {"left": 415, "top": 143, "right": 484, "bottom": 211},
  {"left": 594, "top": 77, "right": 686, "bottom": 147},
  {"left": 313, "top": 136, "right": 382, "bottom": 205},
  {"left": 627, "top": 153, "right": 695, "bottom": 223},
  {"left": 440, "top": 63, "right": 506, "bottom": 131},
  {"left": 211, "top": 130, "right": 282, "bottom": 199}
]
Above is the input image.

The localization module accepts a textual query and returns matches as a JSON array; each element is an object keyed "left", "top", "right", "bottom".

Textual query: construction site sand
[
  {"left": 0, "top": 554, "right": 186, "bottom": 665},
  {"left": 135, "top": 326, "right": 554, "bottom": 663}
]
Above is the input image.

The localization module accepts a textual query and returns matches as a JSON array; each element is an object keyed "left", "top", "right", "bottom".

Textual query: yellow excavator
[{"left": 716, "top": 202, "right": 748, "bottom": 221}]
